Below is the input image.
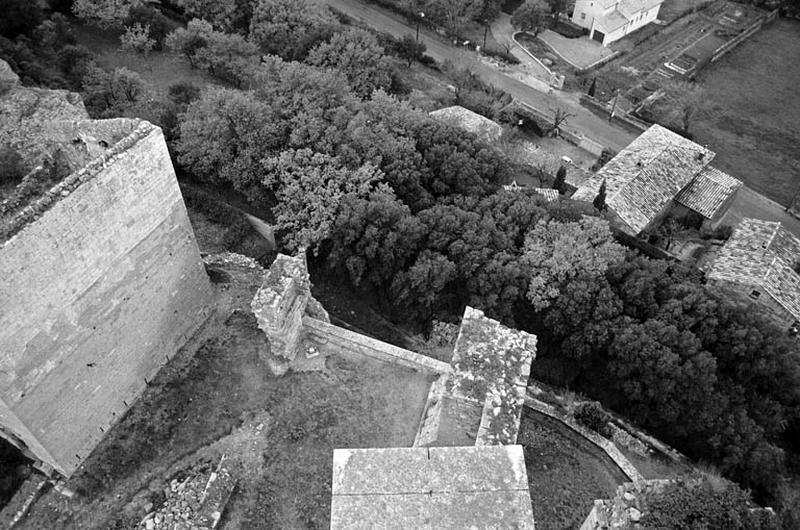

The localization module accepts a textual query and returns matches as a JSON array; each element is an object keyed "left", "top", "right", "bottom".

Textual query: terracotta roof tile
[
  {"left": 708, "top": 218, "right": 800, "bottom": 322},
  {"left": 675, "top": 166, "right": 742, "bottom": 219}
]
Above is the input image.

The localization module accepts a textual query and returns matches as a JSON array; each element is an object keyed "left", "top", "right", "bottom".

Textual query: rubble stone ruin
[{"left": 0, "top": 61, "right": 211, "bottom": 477}]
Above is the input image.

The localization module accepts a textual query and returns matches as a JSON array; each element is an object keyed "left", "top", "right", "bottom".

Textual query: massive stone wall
[{"left": 0, "top": 120, "right": 212, "bottom": 476}]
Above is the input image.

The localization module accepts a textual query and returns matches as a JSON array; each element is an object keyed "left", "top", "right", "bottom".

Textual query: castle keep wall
[{"left": 0, "top": 122, "right": 212, "bottom": 476}]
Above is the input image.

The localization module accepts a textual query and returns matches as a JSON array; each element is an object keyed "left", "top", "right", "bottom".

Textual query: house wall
[
  {"left": 572, "top": 0, "right": 601, "bottom": 29},
  {"left": 0, "top": 123, "right": 212, "bottom": 476},
  {"left": 589, "top": 4, "right": 661, "bottom": 45},
  {"left": 709, "top": 281, "right": 795, "bottom": 328}
]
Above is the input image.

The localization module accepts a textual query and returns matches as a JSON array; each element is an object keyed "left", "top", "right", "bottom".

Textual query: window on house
[{"left": 750, "top": 290, "right": 761, "bottom": 299}]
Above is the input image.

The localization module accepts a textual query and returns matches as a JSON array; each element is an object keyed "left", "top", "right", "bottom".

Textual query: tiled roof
[
  {"left": 708, "top": 218, "right": 800, "bottom": 322},
  {"left": 675, "top": 166, "right": 742, "bottom": 219},
  {"left": 429, "top": 105, "right": 503, "bottom": 144},
  {"left": 330, "top": 445, "right": 536, "bottom": 529},
  {"left": 618, "top": 0, "right": 664, "bottom": 18},
  {"left": 534, "top": 188, "right": 560, "bottom": 202},
  {"left": 573, "top": 125, "right": 714, "bottom": 234},
  {"left": 596, "top": 9, "right": 629, "bottom": 31}
]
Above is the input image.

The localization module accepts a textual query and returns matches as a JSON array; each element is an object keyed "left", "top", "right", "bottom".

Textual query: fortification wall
[{"left": 0, "top": 122, "right": 212, "bottom": 476}]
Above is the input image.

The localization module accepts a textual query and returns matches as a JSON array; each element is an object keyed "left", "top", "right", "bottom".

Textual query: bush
[
  {"left": 168, "top": 81, "right": 201, "bottom": 106},
  {"left": 574, "top": 402, "right": 613, "bottom": 437},
  {"left": 644, "top": 478, "right": 780, "bottom": 530},
  {"left": 590, "top": 147, "right": 616, "bottom": 171},
  {"left": 0, "top": 145, "right": 26, "bottom": 185},
  {"left": 700, "top": 224, "right": 733, "bottom": 240}
]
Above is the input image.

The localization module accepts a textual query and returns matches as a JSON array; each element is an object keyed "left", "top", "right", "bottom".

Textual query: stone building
[
  {"left": 572, "top": 0, "right": 664, "bottom": 46},
  {"left": 707, "top": 218, "right": 800, "bottom": 329},
  {"left": 0, "top": 64, "right": 211, "bottom": 476},
  {"left": 573, "top": 124, "right": 742, "bottom": 236}
]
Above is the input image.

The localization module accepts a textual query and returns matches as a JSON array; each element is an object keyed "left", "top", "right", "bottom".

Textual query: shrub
[
  {"left": 590, "top": 147, "right": 616, "bottom": 171},
  {"left": 700, "top": 224, "right": 733, "bottom": 240},
  {"left": 0, "top": 145, "right": 26, "bottom": 185},
  {"left": 574, "top": 401, "right": 613, "bottom": 437},
  {"left": 168, "top": 81, "right": 201, "bottom": 106},
  {"left": 643, "top": 477, "right": 780, "bottom": 530}
]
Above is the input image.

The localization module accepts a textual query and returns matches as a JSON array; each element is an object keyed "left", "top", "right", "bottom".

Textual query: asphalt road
[{"left": 324, "top": 0, "right": 636, "bottom": 152}]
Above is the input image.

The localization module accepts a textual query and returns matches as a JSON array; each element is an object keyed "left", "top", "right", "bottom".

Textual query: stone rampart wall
[
  {"left": 303, "top": 317, "right": 452, "bottom": 375},
  {"left": 0, "top": 124, "right": 212, "bottom": 475}
]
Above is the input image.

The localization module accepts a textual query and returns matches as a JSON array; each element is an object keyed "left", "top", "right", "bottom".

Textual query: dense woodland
[{"left": 2, "top": 0, "right": 800, "bottom": 527}]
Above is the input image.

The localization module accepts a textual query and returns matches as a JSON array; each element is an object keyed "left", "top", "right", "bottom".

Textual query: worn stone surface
[
  {"left": 331, "top": 445, "right": 535, "bottom": 529},
  {"left": 0, "top": 112, "right": 212, "bottom": 476},
  {"left": 416, "top": 306, "right": 536, "bottom": 447},
  {"left": 0, "top": 59, "right": 20, "bottom": 88},
  {"left": 250, "top": 253, "right": 311, "bottom": 362}
]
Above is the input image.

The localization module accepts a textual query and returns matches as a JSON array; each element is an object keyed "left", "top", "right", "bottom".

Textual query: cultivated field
[{"left": 693, "top": 18, "right": 800, "bottom": 207}]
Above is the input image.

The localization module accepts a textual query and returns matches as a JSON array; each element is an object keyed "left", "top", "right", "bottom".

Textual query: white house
[{"left": 571, "top": 0, "right": 664, "bottom": 46}]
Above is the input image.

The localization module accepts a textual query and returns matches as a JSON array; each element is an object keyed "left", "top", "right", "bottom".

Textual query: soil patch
[
  {"left": 16, "top": 270, "right": 432, "bottom": 529},
  {"left": 519, "top": 408, "right": 627, "bottom": 529}
]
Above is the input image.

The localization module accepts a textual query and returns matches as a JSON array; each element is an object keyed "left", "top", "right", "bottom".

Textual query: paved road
[{"left": 325, "top": 0, "right": 636, "bottom": 152}]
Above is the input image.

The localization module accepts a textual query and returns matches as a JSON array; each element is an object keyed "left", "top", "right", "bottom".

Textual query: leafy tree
[
  {"left": 73, "top": 0, "right": 141, "bottom": 29},
  {"left": 307, "top": 29, "right": 393, "bottom": 100},
  {"left": 547, "top": 0, "right": 568, "bottom": 25},
  {"left": 166, "top": 19, "right": 260, "bottom": 87},
  {"left": 510, "top": 0, "right": 549, "bottom": 37},
  {"left": 125, "top": 5, "right": 178, "bottom": 49},
  {"left": 552, "top": 165, "right": 566, "bottom": 194},
  {"left": 524, "top": 216, "right": 625, "bottom": 310},
  {"left": 426, "top": 0, "right": 482, "bottom": 38},
  {"left": 81, "top": 65, "right": 150, "bottom": 117},
  {"left": 329, "top": 191, "right": 425, "bottom": 287},
  {"left": 0, "top": 0, "right": 45, "bottom": 39},
  {"left": 390, "top": 250, "right": 458, "bottom": 321},
  {"left": 120, "top": 23, "right": 155, "bottom": 56},
  {"left": 176, "top": 88, "right": 285, "bottom": 193},
  {"left": 249, "top": 0, "right": 339, "bottom": 61},
  {"left": 593, "top": 178, "right": 606, "bottom": 212},
  {"left": 165, "top": 18, "right": 211, "bottom": 68},
  {"left": 396, "top": 33, "right": 426, "bottom": 67},
  {"left": 264, "top": 149, "right": 387, "bottom": 251},
  {"left": 174, "top": 0, "right": 243, "bottom": 33}
]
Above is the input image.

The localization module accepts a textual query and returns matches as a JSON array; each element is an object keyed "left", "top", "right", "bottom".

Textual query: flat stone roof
[{"left": 331, "top": 445, "right": 535, "bottom": 529}]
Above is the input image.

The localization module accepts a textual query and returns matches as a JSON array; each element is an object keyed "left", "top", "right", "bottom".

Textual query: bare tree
[{"left": 644, "top": 80, "right": 706, "bottom": 135}]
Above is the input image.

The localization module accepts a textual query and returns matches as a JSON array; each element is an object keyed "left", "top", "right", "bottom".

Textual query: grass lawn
[
  {"left": 693, "top": 18, "right": 800, "bottom": 207},
  {"left": 71, "top": 22, "right": 217, "bottom": 95},
  {"left": 519, "top": 409, "right": 628, "bottom": 529}
]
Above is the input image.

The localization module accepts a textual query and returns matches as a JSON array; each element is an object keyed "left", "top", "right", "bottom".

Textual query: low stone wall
[
  {"left": 303, "top": 317, "right": 452, "bottom": 375},
  {"left": 523, "top": 396, "right": 644, "bottom": 484},
  {"left": 413, "top": 374, "right": 449, "bottom": 447},
  {"left": 710, "top": 9, "right": 778, "bottom": 64}
]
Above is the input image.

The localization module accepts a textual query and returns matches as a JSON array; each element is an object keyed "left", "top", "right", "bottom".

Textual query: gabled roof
[
  {"left": 675, "top": 166, "right": 742, "bottom": 219},
  {"left": 330, "top": 445, "right": 536, "bottom": 529},
  {"left": 573, "top": 125, "right": 713, "bottom": 234},
  {"left": 708, "top": 218, "right": 800, "bottom": 322},
  {"left": 429, "top": 105, "right": 503, "bottom": 144}
]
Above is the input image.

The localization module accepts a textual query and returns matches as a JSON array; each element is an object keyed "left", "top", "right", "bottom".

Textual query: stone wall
[
  {"left": 413, "top": 307, "right": 536, "bottom": 448},
  {"left": 0, "top": 121, "right": 212, "bottom": 476},
  {"left": 251, "top": 254, "right": 312, "bottom": 361}
]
